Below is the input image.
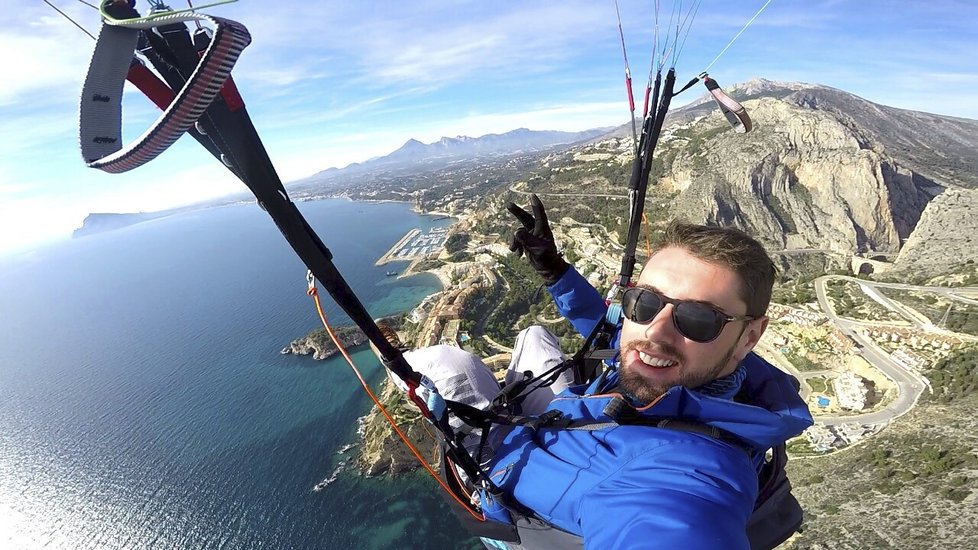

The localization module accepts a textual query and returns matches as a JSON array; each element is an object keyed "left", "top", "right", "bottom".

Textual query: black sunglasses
[{"left": 621, "top": 287, "right": 754, "bottom": 343}]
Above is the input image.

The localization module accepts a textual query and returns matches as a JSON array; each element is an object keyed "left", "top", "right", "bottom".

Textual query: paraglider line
[
  {"left": 44, "top": 0, "right": 95, "bottom": 39},
  {"left": 672, "top": 0, "right": 703, "bottom": 65},
  {"left": 614, "top": 0, "right": 639, "bottom": 154},
  {"left": 703, "top": 0, "right": 776, "bottom": 73},
  {"left": 186, "top": 0, "right": 203, "bottom": 30}
]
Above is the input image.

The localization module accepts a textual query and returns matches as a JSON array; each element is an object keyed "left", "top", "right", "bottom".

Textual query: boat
[{"left": 386, "top": 270, "right": 397, "bottom": 276}]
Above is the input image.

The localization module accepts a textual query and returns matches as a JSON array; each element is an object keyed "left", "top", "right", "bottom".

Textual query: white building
[{"left": 833, "top": 371, "right": 869, "bottom": 411}]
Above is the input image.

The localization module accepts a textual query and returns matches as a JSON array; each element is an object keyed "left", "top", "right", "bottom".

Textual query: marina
[{"left": 376, "top": 226, "right": 450, "bottom": 265}]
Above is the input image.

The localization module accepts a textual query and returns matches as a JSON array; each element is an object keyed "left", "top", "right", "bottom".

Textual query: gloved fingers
[
  {"left": 509, "top": 231, "right": 526, "bottom": 256},
  {"left": 529, "top": 194, "right": 551, "bottom": 237},
  {"left": 506, "top": 200, "right": 536, "bottom": 230}
]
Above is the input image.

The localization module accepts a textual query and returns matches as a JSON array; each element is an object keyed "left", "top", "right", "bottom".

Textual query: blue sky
[{"left": 1, "top": 0, "right": 976, "bottom": 256}]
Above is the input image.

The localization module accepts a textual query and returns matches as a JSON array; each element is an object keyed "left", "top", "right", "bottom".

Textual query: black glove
[{"left": 506, "top": 194, "right": 569, "bottom": 285}]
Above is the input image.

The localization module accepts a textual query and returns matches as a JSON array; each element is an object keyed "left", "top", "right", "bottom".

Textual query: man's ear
[{"left": 736, "top": 316, "right": 768, "bottom": 362}]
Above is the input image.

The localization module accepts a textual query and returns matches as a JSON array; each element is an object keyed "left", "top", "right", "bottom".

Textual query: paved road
[
  {"left": 819, "top": 276, "right": 978, "bottom": 341},
  {"left": 483, "top": 334, "right": 514, "bottom": 353},
  {"left": 811, "top": 275, "right": 939, "bottom": 426},
  {"left": 508, "top": 184, "right": 628, "bottom": 201}
]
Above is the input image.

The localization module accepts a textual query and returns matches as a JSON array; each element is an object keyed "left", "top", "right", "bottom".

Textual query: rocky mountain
[
  {"left": 894, "top": 187, "right": 978, "bottom": 277},
  {"left": 563, "top": 79, "right": 978, "bottom": 274},
  {"left": 670, "top": 78, "right": 978, "bottom": 189},
  {"left": 286, "top": 79, "right": 976, "bottom": 278}
]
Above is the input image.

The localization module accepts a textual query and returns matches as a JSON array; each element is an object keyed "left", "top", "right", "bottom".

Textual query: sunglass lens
[
  {"left": 623, "top": 289, "right": 663, "bottom": 324},
  {"left": 674, "top": 302, "right": 724, "bottom": 342}
]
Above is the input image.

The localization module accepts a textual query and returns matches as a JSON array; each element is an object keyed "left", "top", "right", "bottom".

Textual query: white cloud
[
  {"left": 0, "top": 6, "right": 96, "bottom": 106},
  {"left": 417, "top": 101, "right": 625, "bottom": 143}
]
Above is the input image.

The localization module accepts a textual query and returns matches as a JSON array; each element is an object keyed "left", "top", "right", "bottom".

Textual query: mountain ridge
[{"left": 302, "top": 127, "right": 610, "bottom": 185}]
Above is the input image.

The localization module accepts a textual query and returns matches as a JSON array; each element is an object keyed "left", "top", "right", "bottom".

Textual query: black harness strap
[{"left": 83, "top": 7, "right": 507, "bottom": 511}]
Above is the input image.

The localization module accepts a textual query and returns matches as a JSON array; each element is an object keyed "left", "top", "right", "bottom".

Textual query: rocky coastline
[
  {"left": 280, "top": 315, "right": 406, "bottom": 361},
  {"left": 280, "top": 325, "right": 368, "bottom": 360},
  {"left": 355, "top": 379, "right": 440, "bottom": 477}
]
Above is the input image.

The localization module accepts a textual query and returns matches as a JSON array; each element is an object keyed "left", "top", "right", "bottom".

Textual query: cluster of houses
[
  {"left": 862, "top": 326, "right": 964, "bottom": 350},
  {"left": 767, "top": 304, "right": 828, "bottom": 327},
  {"left": 804, "top": 422, "right": 881, "bottom": 453},
  {"left": 832, "top": 371, "right": 870, "bottom": 411}
]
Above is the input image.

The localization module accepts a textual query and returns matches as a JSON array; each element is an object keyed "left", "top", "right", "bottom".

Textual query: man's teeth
[{"left": 638, "top": 351, "right": 676, "bottom": 367}]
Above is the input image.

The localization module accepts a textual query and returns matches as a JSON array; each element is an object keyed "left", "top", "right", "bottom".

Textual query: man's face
[{"left": 618, "top": 246, "right": 767, "bottom": 403}]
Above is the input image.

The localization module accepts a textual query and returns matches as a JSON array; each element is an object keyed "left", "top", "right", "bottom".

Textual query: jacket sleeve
[
  {"left": 547, "top": 266, "right": 608, "bottom": 339},
  {"left": 577, "top": 440, "right": 756, "bottom": 550}
]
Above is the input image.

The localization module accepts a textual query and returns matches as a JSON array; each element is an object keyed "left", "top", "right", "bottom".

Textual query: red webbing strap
[{"left": 126, "top": 60, "right": 175, "bottom": 110}]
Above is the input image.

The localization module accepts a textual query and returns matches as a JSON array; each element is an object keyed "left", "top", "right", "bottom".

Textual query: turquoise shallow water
[{"left": 0, "top": 199, "right": 479, "bottom": 549}]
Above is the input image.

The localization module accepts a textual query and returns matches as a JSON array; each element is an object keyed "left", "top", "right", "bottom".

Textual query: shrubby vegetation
[
  {"left": 772, "top": 278, "right": 816, "bottom": 305},
  {"left": 850, "top": 434, "right": 978, "bottom": 501},
  {"left": 824, "top": 279, "right": 905, "bottom": 321},
  {"left": 924, "top": 346, "right": 978, "bottom": 403},
  {"left": 480, "top": 254, "right": 550, "bottom": 343},
  {"left": 444, "top": 231, "right": 470, "bottom": 254},
  {"left": 784, "top": 350, "right": 822, "bottom": 372},
  {"left": 414, "top": 258, "right": 445, "bottom": 271}
]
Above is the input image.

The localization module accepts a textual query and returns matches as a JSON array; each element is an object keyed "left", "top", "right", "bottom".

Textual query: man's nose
[{"left": 643, "top": 303, "right": 677, "bottom": 341}]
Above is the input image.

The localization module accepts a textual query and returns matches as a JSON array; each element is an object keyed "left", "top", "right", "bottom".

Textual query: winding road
[{"left": 810, "top": 275, "right": 977, "bottom": 426}]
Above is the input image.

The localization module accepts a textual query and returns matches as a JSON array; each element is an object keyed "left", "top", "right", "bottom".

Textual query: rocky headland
[
  {"left": 356, "top": 378, "right": 439, "bottom": 477},
  {"left": 280, "top": 325, "right": 368, "bottom": 360},
  {"left": 72, "top": 212, "right": 171, "bottom": 238},
  {"left": 281, "top": 315, "right": 405, "bottom": 360}
]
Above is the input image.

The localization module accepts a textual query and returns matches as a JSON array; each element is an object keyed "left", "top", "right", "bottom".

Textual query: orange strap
[{"left": 305, "top": 281, "right": 485, "bottom": 522}]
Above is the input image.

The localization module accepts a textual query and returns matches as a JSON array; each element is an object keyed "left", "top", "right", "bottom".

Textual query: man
[
  {"left": 486, "top": 194, "right": 812, "bottom": 548},
  {"left": 388, "top": 196, "right": 812, "bottom": 548}
]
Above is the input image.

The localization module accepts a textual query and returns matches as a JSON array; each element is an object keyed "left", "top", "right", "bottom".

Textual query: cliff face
[
  {"left": 664, "top": 96, "right": 937, "bottom": 255},
  {"left": 356, "top": 379, "right": 435, "bottom": 476},
  {"left": 894, "top": 188, "right": 978, "bottom": 277}
]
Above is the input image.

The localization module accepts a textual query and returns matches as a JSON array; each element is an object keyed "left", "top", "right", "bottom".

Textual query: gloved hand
[{"left": 506, "top": 194, "right": 569, "bottom": 285}]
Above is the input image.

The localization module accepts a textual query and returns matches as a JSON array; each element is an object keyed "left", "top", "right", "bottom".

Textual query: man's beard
[{"left": 617, "top": 340, "right": 738, "bottom": 404}]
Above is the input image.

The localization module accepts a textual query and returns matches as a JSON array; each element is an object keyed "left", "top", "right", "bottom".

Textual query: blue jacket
[{"left": 484, "top": 267, "right": 813, "bottom": 549}]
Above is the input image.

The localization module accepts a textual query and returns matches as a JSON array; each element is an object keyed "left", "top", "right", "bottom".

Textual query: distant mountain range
[{"left": 301, "top": 127, "right": 609, "bottom": 185}]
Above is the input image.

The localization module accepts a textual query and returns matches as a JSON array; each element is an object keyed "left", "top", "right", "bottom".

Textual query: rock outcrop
[
  {"left": 665, "top": 96, "right": 937, "bottom": 255},
  {"left": 355, "top": 379, "right": 436, "bottom": 477},
  {"left": 893, "top": 188, "right": 978, "bottom": 277},
  {"left": 281, "top": 325, "right": 368, "bottom": 360}
]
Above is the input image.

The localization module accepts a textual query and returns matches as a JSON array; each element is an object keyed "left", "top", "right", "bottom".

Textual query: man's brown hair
[{"left": 654, "top": 221, "right": 776, "bottom": 317}]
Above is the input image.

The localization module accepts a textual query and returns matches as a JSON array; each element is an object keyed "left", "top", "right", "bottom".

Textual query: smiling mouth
[{"left": 638, "top": 351, "right": 677, "bottom": 368}]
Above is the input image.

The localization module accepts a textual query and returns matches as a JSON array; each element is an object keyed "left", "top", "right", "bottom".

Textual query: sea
[{"left": 0, "top": 199, "right": 482, "bottom": 549}]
